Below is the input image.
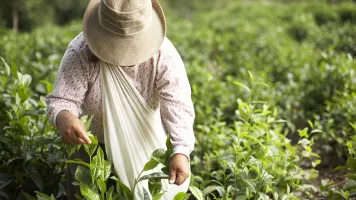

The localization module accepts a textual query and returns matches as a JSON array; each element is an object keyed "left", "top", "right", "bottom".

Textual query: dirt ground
[{"left": 300, "top": 167, "right": 350, "bottom": 199}]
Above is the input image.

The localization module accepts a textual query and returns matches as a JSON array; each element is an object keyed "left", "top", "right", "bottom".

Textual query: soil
[{"left": 299, "top": 167, "right": 351, "bottom": 199}]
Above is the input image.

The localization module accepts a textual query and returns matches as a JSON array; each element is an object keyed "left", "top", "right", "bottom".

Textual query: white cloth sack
[{"left": 100, "top": 61, "right": 189, "bottom": 199}]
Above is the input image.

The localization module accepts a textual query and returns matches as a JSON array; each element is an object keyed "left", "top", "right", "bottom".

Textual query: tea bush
[
  {"left": 0, "top": 1, "right": 355, "bottom": 199},
  {"left": 0, "top": 59, "right": 66, "bottom": 199}
]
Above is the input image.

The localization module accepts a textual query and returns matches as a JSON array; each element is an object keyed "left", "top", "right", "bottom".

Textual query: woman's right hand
[{"left": 56, "top": 110, "right": 92, "bottom": 145}]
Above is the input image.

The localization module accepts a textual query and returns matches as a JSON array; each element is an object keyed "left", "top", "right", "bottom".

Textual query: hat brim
[{"left": 83, "top": 0, "right": 166, "bottom": 66}]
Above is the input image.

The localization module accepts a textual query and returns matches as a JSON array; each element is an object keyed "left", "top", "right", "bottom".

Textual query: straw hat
[{"left": 83, "top": 0, "right": 166, "bottom": 66}]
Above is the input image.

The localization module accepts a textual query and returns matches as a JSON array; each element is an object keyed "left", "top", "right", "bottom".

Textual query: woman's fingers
[
  {"left": 74, "top": 125, "right": 92, "bottom": 144},
  {"left": 169, "top": 154, "right": 190, "bottom": 186},
  {"left": 56, "top": 110, "right": 92, "bottom": 145},
  {"left": 61, "top": 132, "right": 75, "bottom": 145},
  {"left": 175, "top": 171, "right": 187, "bottom": 185},
  {"left": 169, "top": 168, "right": 189, "bottom": 185},
  {"left": 61, "top": 128, "right": 90, "bottom": 145}
]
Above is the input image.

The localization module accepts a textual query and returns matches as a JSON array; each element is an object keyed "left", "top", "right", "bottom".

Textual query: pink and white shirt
[{"left": 46, "top": 32, "right": 195, "bottom": 158}]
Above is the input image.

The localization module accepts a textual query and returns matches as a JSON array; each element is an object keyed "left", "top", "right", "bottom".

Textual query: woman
[{"left": 46, "top": 0, "right": 195, "bottom": 199}]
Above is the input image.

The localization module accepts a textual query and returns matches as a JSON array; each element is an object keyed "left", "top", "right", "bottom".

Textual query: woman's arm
[
  {"left": 46, "top": 46, "right": 91, "bottom": 144},
  {"left": 156, "top": 39, "right": 195, "bottom": 185}
]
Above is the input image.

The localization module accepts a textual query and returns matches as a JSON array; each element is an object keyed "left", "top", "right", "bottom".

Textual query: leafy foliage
[
  {"left": 65, "top": 118, "right": 184, "bottom": 200},
  {"left": 0, "top": 58, "right": 66, "bottom": 199},
  {"left": 0, "top": 1, "right": 355, "bottom": 200}
]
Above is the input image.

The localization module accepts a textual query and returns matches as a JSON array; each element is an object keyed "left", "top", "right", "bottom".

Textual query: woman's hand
[
  {"left": 56, "top": 110, "right": 92, "bottom": 145},
  {"left": 169, "top": 153, "right": 190, "bottom": 185}
]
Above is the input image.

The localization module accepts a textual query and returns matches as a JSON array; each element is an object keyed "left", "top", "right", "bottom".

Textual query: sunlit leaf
[
  {"left": 138, "top": 172, "right": 169, "bottom": 182},
  {"left": 189, "top": 186, "right": 204, "bottom": 200}
]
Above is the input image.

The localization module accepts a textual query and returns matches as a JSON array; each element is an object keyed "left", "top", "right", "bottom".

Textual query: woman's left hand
[{"left": 168, "top": 154, "right": 190, "bottom": 186}]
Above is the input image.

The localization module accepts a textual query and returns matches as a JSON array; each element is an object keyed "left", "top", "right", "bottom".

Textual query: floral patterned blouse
[{"left": 46, "top": 32, "right": 195, "bottom": 158}]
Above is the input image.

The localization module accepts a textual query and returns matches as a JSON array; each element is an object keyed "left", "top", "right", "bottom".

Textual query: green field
[{"left": 0, "top": 1, "right": 356, "bottom": 199}]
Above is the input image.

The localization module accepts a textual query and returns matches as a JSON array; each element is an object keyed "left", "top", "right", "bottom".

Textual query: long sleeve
[
  {"left": 156, "top": 39, "right": 195, "bottom": 159},
  {"left": 46, "top": 46, "right": 89, "bottom": 127}
]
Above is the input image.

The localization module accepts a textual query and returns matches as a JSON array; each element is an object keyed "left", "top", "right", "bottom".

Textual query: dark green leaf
[
  {"left": 111, "top": 176, "right": 133, "bottom": 200},
  {"left": 30, "top": 167, "right": 43, "bottom": 190},
  {"left": 106, "top": 186, "right": 115, "bottom": 200},
  {"left": 75, "top": 166, "right": 92, "bottom": 187},
  {"left": 0, "top": 191, "right": 9, "bottom": 199},
  {"left": 346, "top": 174, "right": 356, "bottom": 181},
  {"left": 148, "top": 179, "right": 162, "bottom": 196},
  {"left": 161, "top": 167, "right": 169, "bottom": 175},
  {"left": 22, "top": 192, "right": 37, "bottom": 200},
  {"left": 0, "top": 178, "right": 14, "bottom": 190},
  {"left": 343, "top": 180, "right": 356, "bottom": 191},
  {"left": 152, "top": 149, "right": 166, "bottom": 159}
]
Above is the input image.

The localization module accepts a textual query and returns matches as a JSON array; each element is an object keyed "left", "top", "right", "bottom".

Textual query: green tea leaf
[
  {"left": 80, "top": 185, "right": 100, "bottom": 200},
  {"left": 234, "top": 81, "right": 250, "bottom": 92},
  {"left": 97, "top": 147, "right": 105, "bottom": 163},
  {"left": 34, "top": 192, "right": 55, "bottom": 200},
  {"left": 247, "top": 71, "right": 254, "bottom": 81},
  {"left": 152, "top": 149, "right": 166, "bottom": 159},
  {"left": 254, "top": 82, "right": 269, "bottom": 89},
  {"left": 40, "top": 80, "right": 54, "bottom": 94},
  {"left": 23, "top": 192, "right": 37, "bottom": 200},
  {"left": 343, "top": 180, "right": 356, "bottom": 191},
  {"left": 66, "top": 159, "right": 90, "bottom": 168},
  {"left": 203, "top": 185, "right": 225, "bottom": 197},
  {"left": 97, "top": 178, "right": 106, "bottom": 195},
  {"left": 242, "top": 179, "right": 256, "bottom": 193},
  {"left": 102, "top": 160, "right": 112, "bottom": 181},
  {"left": 91, "top": 156, "right": 102, "bottom": 181},
  {"left": 30, "top": 167, "right": 43, "bottom": 191},
  {"left": 0, "top": 57, "right": 10, "bottom": 76},
  {"left": 10, "top": 62, "right": 18, "bottom": 79},
  {"left": 143, "top": 159, "right": 159, "bottom": 171},
  {"left": 161, "top": 167, "right": 169, "bottom": 175},
  {"left": 111, "top": 176, "right": 133, "bottom": 200},
  {"left": 75, "top": 166, "right": 92, "bottom": 187},
  {"left": 173, "top": 192, "right": 186, "bottom": 200},
  {"left": 138, "top": 172, "right": 169, "bottom": 182},
  {"left": 189, "top": 186, "right": 204, "bottom": 200},
  {"left": 148, "top": 178, "right": 162, "bottom": 196},
  {"left": 298, "top": 128, "right": 309, "bottom": 138},
  {"left": 346, "top": 174, "right": 356, "bottom": 181},
  {"left": 0, "top": 178, "right": 13, "bottom": 190},
  {"left": 152, "top": 192, "right": 165, "bottom": 200},
  {"left": 106, "top": 186, "right": 115, "bottom": 200}
]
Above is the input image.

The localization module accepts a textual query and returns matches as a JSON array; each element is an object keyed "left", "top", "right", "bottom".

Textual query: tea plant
[
  {"left": 60, "top": 116, "right": 188, "bottom": 200},
  {"left": 0, "top": 58, "right": 66, "bottom": 199},
  {"left": 0, "top": 1, "right": 355, "bottom": 199},
  {"left": 317, "top": 123, "right": 356, "bottom": 200},
  {"left": 189, "top": 75, "right": 320, "bottom": 199}
]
